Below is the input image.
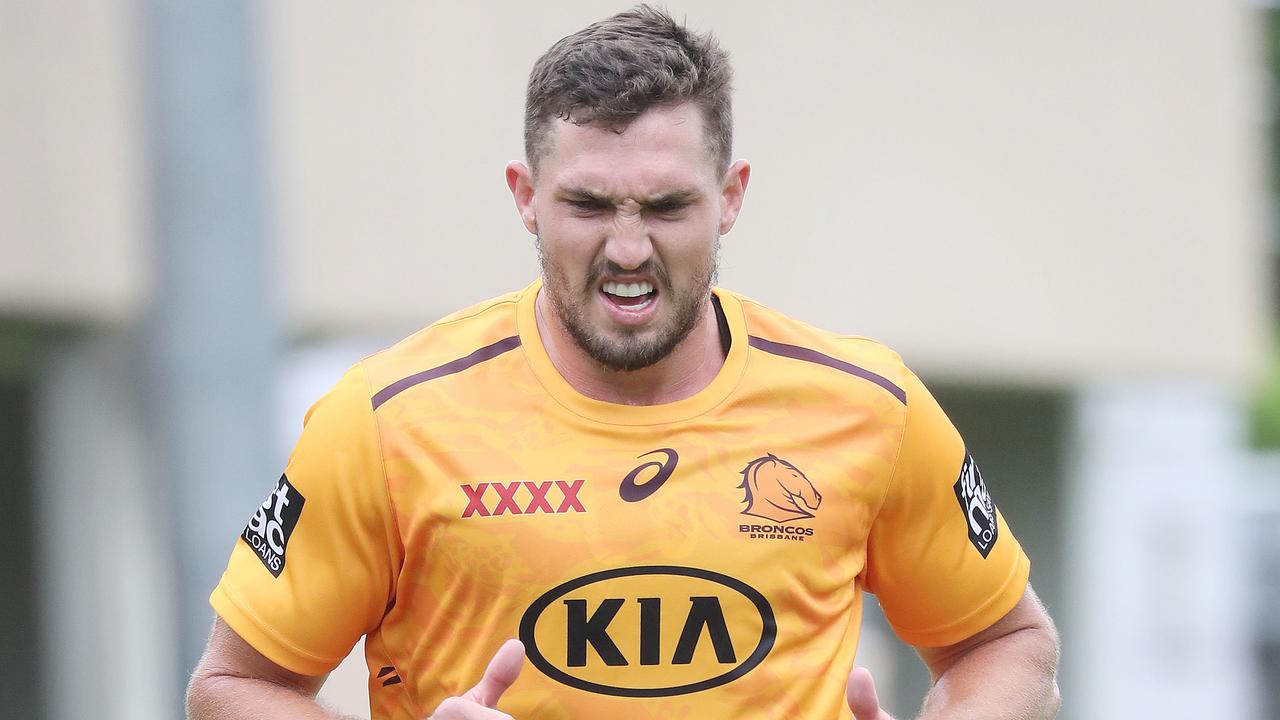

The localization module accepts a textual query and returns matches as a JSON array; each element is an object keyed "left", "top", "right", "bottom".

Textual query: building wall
[
  {"left": 1, "top": 0, "right": 1267, "bottom": 384},
  {"left": 0, "top": 0, "right": 148, "bottom": 322}
]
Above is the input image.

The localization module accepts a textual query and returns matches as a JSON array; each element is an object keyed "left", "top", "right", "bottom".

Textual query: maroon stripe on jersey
[
  {"left": 372, "top": 335, "right": 522, "bottom": 410},
  {"left": 747, "top": 335, "right": 907, "bottom": 404}
]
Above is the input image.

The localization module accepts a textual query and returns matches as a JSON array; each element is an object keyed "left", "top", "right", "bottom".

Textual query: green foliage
[
  {"left": 1255, "top": 11, "right": 1280, "bottom": 451},
  {"left": 0, "top": 322, "right": 44, "bottom": 381},
  {"left": 1251, "top": 330, "right": 1280, "bottom": 450}
]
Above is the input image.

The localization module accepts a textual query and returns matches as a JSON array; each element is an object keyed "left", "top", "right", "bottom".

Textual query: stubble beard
[{"left": 536, "top": 237, "right": 720, "bottom": 373}]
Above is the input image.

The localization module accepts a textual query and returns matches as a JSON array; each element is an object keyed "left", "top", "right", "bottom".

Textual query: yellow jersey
[{"left": 211, "top": 279, "right": 1030, "bottom": 719}]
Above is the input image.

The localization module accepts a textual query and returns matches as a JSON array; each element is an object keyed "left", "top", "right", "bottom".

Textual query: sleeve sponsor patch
[
  {"left": 241, "top": 474, "right": 306, "bottom": 577},
  {"left": 952, "top": 454, "right": 998, "bottom": 558}
]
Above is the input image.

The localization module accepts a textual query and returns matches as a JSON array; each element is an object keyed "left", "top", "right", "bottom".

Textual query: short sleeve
[
  {"left": 210, "top": 363, "right": 402, "bottom": 675},
  {"left": 863, "top": 368, "right": 1030, "bottom": 648}
]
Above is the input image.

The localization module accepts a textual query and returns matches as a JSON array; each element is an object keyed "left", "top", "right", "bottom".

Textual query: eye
[
  {"left": 567, "top": 199, "right": 609, "bottom": 215},
  {"left": 647, "top": 201, "right": 688, "bottom": 218}
]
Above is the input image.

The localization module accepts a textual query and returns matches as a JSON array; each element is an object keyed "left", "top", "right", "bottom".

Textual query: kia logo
[{"left": 518, "top": 566, "right": 776, "bottom": 697}]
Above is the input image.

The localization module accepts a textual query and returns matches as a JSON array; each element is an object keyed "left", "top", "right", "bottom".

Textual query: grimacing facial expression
[{"left": 530, "top": 103, "right": 729, "bottom": 372}]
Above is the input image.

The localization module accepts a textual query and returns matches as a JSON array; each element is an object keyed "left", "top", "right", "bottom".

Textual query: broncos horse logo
[{"left": 738, "top": 454, "right": 822, "bottom": 523}]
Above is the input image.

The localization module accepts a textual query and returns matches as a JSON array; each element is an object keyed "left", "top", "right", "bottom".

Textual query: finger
[
  {"left": 428, "top": 696, "right": 514, "bottom": 720},
  {"left": 465, "top": 639, "right": 525, "bottom": 708},
  {"left": 846, "top": 666, "right": 893, "bottom": 720}
]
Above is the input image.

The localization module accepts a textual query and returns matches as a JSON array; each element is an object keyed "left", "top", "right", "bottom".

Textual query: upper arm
[
  {"left": 864, "top": 367, "right": 1031, "bottom": 647},
  {"left": 915, "top": 585, "right": 1060, "bottom": 683},
  {"left": 209, "top": 364, "right": 402, "bottom": 675},
  {"left": 191, "top": 617, "right": 328, "bottom": 697}
]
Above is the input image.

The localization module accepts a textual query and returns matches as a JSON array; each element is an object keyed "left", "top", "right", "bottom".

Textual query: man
[{"left": 188, "top": 6, "right": 1060, "bottom": 719}]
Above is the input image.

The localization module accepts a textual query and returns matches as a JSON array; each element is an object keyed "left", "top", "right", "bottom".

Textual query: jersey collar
[{"left": 516, "top": 278, "right": 749, "bottom": 426}]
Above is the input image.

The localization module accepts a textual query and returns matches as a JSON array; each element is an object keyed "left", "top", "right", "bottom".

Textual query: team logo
[
  {"left": 736, "top": 454, "right": 821, "bottom": 542},
  {"left": 619, "top": 449, "right": 678, "bottom": 502},
  {"left": 242, "top": 474, "right": 305, "bottom": 577},
  {"left": 460, "top": 480, "right": 585, "bottom": 517},
  {"left": 953, "top": 453, "right": 998, "bottom": 558},
  {"left": 738, "top": 454, "right": 822, "bottom": 523},
  {"left": 519, "top": 566, "right": 776, "bottom": 697}
]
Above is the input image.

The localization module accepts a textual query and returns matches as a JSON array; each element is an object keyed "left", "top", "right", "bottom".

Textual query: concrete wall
[
  {"left": 0, "top": 0, "right": 148, "bottom": 321},
  {"left": 1, "top": 0, "right": 1268, "bottom": 385}
]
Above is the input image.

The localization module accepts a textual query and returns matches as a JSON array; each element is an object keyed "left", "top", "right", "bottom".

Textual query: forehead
[{"left": 537, "top": 103, "right": 718, "bottom": 192}]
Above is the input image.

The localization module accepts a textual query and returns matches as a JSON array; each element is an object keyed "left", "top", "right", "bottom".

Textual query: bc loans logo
[
  {"left": 953, "top": 453, "right": 998, "bottom": 558},
  {"left": 242, "top": 474, "right": 305, "bottom": 577}
]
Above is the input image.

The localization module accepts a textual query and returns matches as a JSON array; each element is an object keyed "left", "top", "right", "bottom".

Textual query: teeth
[{"left": 603, "top": 281, "right": 654, "bottom": 297}]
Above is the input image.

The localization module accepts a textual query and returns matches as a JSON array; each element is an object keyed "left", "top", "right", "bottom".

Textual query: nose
[{"left": 605, "top": 208, "right": 653, "bottom": 271}]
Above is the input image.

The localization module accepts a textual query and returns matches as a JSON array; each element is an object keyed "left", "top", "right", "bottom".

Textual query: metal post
[{"left": 141, "top": 0, "right": 277, "bottom": 701}]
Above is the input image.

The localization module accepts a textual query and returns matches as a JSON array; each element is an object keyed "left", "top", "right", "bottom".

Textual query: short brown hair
[{"left": 523, "top": 5, "right": 734, "bottom": 175}]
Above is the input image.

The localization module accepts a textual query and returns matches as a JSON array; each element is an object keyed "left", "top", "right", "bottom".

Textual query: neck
[{"left": 534, "top": 290, "right": 726, "bottom": 406}]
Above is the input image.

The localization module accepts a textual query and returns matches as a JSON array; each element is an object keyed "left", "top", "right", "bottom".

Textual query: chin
[{"left": 589, "top": 323, "right": 691, "bottom": 372}]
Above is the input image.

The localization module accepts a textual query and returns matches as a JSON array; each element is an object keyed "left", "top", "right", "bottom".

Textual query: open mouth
[{"left": 601, "top": 280, "right": 658, "bottom": 310}]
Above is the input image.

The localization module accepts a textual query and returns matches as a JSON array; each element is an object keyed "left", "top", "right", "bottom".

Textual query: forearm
[
  {"left": 916, "top": 626, "right": 1061, "bottom": 720},
  {"left": 186, "top": 673, "right": 356, "bottom": 720}
]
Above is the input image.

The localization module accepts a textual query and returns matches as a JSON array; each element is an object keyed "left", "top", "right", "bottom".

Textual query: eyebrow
[{"left": 557, "top": 187, "right": 701, "bottom": 207}]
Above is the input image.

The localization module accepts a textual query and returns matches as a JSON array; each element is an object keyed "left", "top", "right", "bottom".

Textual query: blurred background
[{"left": 2, "top": 0, "right": 1277, "bottom": 718}]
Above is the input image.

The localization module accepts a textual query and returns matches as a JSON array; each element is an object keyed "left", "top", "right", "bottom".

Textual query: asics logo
[{"left": 619, "top": 448, "right": 679, "bottom": 502}]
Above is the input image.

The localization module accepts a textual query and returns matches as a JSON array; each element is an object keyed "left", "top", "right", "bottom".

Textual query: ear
[
  {"left": 506, "top": 160, "right": 539, "bottom": 236},
  {"left": 718, "top": 159, "right": 751, "bottom": 235}
]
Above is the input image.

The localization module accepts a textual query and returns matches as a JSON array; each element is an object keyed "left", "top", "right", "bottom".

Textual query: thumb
[
  {"left": 846, "top": 666, "right": 894, "bottom": 720},
  {"left": 465, "top": 639, "right": 525, "bottom": 708}
]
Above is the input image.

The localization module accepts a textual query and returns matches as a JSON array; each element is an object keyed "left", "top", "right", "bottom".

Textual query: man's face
[{"left": 510, "top": 103, "right": 746, "bottom": 372}]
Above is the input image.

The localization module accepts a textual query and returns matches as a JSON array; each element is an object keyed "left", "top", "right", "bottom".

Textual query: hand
[
  {"left": 427, "top": 639, "right": 525, "bottom": 719},
  {"left": 846, "top": 665, "right": 897, "bottom": 720}
]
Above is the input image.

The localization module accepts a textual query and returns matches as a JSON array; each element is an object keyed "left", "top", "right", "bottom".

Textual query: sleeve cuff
[
  {"left": 888, "top": 550, "right": 1032, "bottom": 648},
  {"left": 210, "top": 583, "right": 344, "bottom": 676}
]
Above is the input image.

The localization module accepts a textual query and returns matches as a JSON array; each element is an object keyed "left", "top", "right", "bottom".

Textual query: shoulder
[
  {"left": 724, "top": 288, "right": 911, "bottom": 405},
  {"left": 358, "top": 285, "right": 529, "bottom": 404}
]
